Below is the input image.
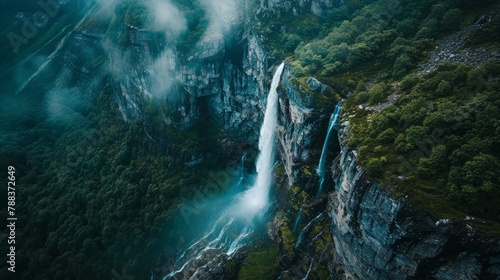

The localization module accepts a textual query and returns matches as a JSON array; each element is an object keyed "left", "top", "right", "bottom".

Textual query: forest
[
  {"left": 0, "top": 0, "right": 499, "bottom": 279},
  {"left": 0, "top": 83, "right": 233, "bottom": 279},
  {"left": 348, "top": 61, "right": 500, "bottom": 222}
]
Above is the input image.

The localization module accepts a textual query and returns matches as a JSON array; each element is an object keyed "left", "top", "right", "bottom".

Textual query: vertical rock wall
[{"left": 328, "top": 127, "right": 500, "bottom": 279}]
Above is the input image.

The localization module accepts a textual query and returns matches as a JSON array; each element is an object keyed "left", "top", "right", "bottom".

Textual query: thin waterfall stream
[{"left": 316, "top": 102, "right": 343, "bottom": 195}]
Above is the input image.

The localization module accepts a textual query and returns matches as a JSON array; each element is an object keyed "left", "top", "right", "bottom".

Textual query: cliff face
[
  {"left": 205, "top": 32, "right": 269, "bottom": 142},
  {"left": 259, "top": 0, "right": 335, "bottom": 17},
  {"left": 45, "top": 1, "right": 267, "bottom": 143},
  {"left": 271, "top": 91, "right": 500, "bottom": 279},
  {"left": 56, "top": 31, "right": 106, "bottom": 94},
  {"left": 107, "top": 25, "right": 269, "bottom": 142},
  {"left": 277, "top": 66, "right": 329, "bottom": 188},
  {"left": 327, "top": 126, "right": 500, "bottom": 279},
  {"left": 108, "top": 26, "right": 170, "bottom": 122},
  {"left": 52, "top": 0, "right": 335, "bottom": 145},
  {"left": 270, "top": 66, "right": 342, "bottom": 279}
]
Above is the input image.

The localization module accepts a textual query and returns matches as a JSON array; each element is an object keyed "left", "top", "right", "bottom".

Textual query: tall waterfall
[
  {"left": 317, "top": 102, "right": 342, "bottom": 195},
  {"left": 162, "top": 62, "right": 285, "bottom": 280},
  {"left": 239, "top": 62, "right": 285, "bottom": 214}
]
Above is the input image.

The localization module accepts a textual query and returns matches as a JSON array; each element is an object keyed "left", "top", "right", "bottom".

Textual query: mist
[
  {"left": 45, "top": 88, "right": 90, "bottom": 126},
  {"left": 150, "top": 48, "right": 178, "bottom": 98},
  {"left": 93, "top": 0, "right": 119, "bottom": 13},
  {"left": 146, "top": 0, "right": 187, "bottom": 98},
  {"left": 147, "top": 0, "right": 187, "bottom": 37},
  {"left": 200, "top": 0, "right": 241, "bottom": 34}
]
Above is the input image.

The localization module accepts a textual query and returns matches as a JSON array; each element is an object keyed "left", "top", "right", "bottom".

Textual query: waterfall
[
  {"left": 239, "top": 153, "right": 247, "bottom": 174},
  {"left": 293, "top": 204, "right": 305, "bottom": 233},
  {"left": 316, "top": 102, "right": 343, "bottom": 195},
  {"left": 162, "top": 63, "right": 285, "bottom": 279},
  {"left": 303, "top": 259, "right": 314, "bottom": 280},
  {"left": 238, "top": 62, "right": 285, "bottom": 215},
  {"left": 319, "top": 243, "right": 333, "bottom": 262},
  {"left": 238, "top": 153, "right": 247, "bottom": 188},
  {"left": 294, "top": 212, "right": 324, "bottom": 249}
]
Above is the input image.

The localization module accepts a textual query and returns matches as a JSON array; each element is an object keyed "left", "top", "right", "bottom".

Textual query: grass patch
[
  {"left": 275, "top": 164, "right": 286, "bottom": 176},
  {"left": 238, "top": 244, "right": 280, "bottom": 280}
]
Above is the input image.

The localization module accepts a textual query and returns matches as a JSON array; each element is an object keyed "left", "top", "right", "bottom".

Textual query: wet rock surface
[{"left": 267, "top": 193, "right": 337, "bottom": 280}]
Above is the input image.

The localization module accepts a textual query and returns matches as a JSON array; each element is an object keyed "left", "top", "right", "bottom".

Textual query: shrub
[
  {"left": 441, "top": 9, "right": 462, "bottom": 32},
  {"left": 365, "top": 157, "right": 387, "bottom": 177},
  {"left": 356, "top": 91, "right": 370, "bottom": 104},
  {"left": 435, "top": 80, "right": 453, "bottom": 96},
  {"left": 376, "top": 128, "right": 396, "bottom": 143}
]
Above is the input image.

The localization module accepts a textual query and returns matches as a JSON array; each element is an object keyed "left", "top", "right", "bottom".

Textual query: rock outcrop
[
  {"left": 106, "top": 23, "right": 270, "bottom": 142},
  {"left": 419, "top": 12, "right": 500, "bottom": 75},
  {"left": 327, "top": 126, "right": 500, "bottom": 279},
  {"left": 277, "top": 66, "right": 327, "bottom": 188},
  {"left": 206, "top": 32, "right": 270, "bottom": 142}
]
